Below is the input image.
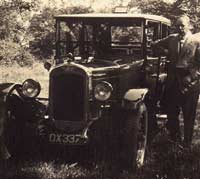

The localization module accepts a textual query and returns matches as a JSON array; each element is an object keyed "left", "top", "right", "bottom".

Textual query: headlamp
[
  {"left": 94, "top": 81, "right": 113, "bottom": 101},
  {"left": 21, "top": 79, "right": 41, "bottom": 98}
]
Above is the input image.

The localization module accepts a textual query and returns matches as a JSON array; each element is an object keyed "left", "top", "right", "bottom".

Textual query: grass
[
  {"left": 1, "top": 63, "right": 200, "bottom": 179},
  {"left": 2, "top": 133, "right": 200, "bottom": 179},
  {"left": 18, "top": 161, "right": 100, "bottom": 179}
]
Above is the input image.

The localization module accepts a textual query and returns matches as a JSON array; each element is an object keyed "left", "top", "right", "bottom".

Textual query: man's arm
[
  {"left": 151, "top": 35, "right": 171, "bottom": 56},
  {"left": 152, "top": 35, "right": 170, "bottom": 48}
]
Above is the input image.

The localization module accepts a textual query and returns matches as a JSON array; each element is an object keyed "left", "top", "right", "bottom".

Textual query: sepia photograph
[{"left": 1, "top": 0, "right": 200, "bottom": 178}]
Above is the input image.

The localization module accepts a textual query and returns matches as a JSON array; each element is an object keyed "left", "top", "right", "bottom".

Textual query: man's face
[{"left": 176, "top": 17, "right": 190, "bottom": 37}]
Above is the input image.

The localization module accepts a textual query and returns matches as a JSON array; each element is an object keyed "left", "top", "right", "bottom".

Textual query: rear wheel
[{"left": 123, "top": 103, "right": 148, "bottom": 171}]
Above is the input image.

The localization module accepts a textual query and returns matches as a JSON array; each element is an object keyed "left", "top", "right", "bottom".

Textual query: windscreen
[{"left": 56, "top": 19, "right": 143, "bottom": 60}]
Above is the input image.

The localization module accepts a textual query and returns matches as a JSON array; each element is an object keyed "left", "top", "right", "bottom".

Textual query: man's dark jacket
[{"left": 154, "top": 32, "right": 200, "bottom": 92}]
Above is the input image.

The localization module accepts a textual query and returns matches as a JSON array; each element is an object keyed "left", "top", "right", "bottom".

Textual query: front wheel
[{"left": 123, "top": 103, "right": 148, "bottom": 171}]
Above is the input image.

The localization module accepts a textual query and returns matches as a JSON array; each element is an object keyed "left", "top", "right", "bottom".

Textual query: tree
[
  {"left": 0, "top": 0, "right": 40, "bottom": 66},
  {"left": 0, "top": 0, "right": 39, "bottom": 40},
  {"left": 137, "top": 0, "right": 200, "bottom": 32}
]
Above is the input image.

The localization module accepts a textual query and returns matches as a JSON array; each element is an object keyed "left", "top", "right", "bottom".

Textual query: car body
[{"left": 0, "top": 13, "right": 171, "bottom": 171}]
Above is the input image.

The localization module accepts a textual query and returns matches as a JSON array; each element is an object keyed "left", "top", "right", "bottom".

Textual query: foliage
[
  {"left": 0, "top": 40, "right": 34, "bottom": 67},
  {"left": 0, "top": 0, "right": 39, "bottom": 66},
  {"left": 137, "top": 0, "right": 200, "bottom": 31},
  {"left": 0, "top": 0, "right": 39, "bottom": 40},
  {"left": 28, "top": 7, "right": 57, "bottom": 60}
]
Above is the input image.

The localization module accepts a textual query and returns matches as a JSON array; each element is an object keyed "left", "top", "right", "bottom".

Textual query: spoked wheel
[{"left": 123, "top": 102, "right": 148, "bottom": 171}]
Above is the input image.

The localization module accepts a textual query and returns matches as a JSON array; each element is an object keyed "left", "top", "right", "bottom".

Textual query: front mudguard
[
  {"left": 122, "top": 88, "right": 148, "bottom": 111},
  {"left": 121, "top": 88, "right": 148, "bottom": 134}
]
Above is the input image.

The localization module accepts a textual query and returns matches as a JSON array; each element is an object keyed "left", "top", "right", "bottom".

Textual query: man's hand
[
  {"left": 182, "top": 75, "right": 192, "bottom": 86},
  {"left": 181, "top": 74, "right": 200, "bottom": 94}
]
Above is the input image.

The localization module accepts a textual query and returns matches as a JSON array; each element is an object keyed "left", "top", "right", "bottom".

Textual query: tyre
[{"left": 123, "top": 102, "right": 148, "bottom": 171}]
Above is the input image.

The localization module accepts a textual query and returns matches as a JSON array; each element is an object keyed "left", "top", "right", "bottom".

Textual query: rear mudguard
[{"left": 122, "top": 88, "right": 148, "bottom": 111}]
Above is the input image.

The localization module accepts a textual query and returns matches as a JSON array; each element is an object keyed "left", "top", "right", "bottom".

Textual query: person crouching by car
[{"left": 152, "top": 14, "right": 200, "bottom": 148}]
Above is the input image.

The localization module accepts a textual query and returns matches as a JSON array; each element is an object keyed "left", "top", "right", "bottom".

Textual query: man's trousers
[{"left": 165, "top": 80, "right": 199, "bottom": 146}]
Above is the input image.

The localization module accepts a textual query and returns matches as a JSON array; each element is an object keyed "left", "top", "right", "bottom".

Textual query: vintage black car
[{"left": 0, "top": 13, "right": 171, "bottom": 171}]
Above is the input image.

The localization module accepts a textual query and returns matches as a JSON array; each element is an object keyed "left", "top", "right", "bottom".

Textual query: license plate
[{"left": 49, "top": 133, "right": 86, "bottom": 145}]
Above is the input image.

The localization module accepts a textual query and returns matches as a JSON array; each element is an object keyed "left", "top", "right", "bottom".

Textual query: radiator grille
[{"left": 50, "top": 69, "right": 87, "bottom": 121}]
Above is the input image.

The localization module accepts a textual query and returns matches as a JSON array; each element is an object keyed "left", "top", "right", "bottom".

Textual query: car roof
[{"left": 55, "top": 13, "right": 171, "bottom": 25}]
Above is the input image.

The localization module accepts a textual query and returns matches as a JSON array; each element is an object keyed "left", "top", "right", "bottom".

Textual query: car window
[
  {"left": 146, "top": 22, "right": 159, "bottom": 46},
  {"left": 111, "top": 26, "right": 142, "bottom": 45},
  {"left": 57, "top": 19, "right": 170, "bottom": 60},
  {"left": 162, "top": 24, "right": 169, "bottom": 38}
]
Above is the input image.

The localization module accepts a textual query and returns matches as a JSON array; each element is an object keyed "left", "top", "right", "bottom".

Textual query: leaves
[{"left": 137, "top": 0, "right": 200, "bottom": 31}]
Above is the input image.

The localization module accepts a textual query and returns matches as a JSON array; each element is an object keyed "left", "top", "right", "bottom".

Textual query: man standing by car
[{"left": 152, "top": 15, "right": 200, "bottom": 147}]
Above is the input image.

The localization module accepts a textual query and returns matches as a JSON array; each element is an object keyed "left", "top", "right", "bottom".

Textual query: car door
[{"left": 144, "top": 21, "right": 169, "bottom": 96}]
